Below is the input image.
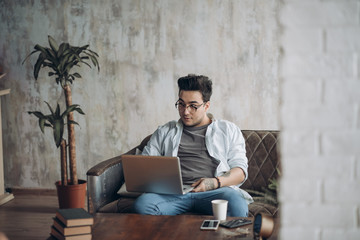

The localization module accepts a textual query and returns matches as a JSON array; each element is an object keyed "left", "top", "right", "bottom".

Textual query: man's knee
[
  {"left": 219, "top": 188, "right": 248, "bottom": 217},
  {"left": 133, "top": 193, "right": 160, "bottom": 215},
  {"left": 134, "top": 193, "right": 191, "bottom": 215}
]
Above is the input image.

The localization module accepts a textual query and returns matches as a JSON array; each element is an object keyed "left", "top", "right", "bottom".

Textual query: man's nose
[{"left": 184, "top": 106, "right": 191, "bottom": 114}]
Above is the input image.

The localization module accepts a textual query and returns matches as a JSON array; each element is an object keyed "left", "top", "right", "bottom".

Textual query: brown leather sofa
[{"left": 87, "top": 130, "right": 280, "bottom": 217}]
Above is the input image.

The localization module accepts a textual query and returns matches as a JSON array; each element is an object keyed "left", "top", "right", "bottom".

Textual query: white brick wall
[{"left": 279, "top": 0, "right": 360, "bottom": 239}]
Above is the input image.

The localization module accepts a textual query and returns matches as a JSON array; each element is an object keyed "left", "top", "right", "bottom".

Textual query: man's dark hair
[{"left": 177, "top": 74, "right": 213, "bottom": 102}]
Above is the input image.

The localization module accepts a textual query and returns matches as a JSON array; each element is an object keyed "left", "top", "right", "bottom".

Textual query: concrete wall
[
  {"left": 279, "top": 0, "right": 360, "bottom": 239},
  {"left": 0, "top": 0, "right": 279, "bottom": 188}
]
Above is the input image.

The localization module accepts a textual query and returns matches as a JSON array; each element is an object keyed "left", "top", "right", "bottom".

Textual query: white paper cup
[{"left": 211, "top": 199, "right": 228, "bottom": 221}]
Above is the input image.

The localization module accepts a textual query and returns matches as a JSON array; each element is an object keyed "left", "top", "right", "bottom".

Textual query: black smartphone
[
  {"left": 219, "top": 218, "right": 252, "bottom": 228},
  {"left": 200, "top": 220, "right": 220, "bottom": 230}
]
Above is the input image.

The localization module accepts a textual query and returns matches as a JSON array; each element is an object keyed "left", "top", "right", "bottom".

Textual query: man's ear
[{"left": 204, "top": 101, "right": 210, "bottom": 111}]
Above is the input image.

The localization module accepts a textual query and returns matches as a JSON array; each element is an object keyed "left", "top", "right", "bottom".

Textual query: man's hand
[
  {"left": 191, "top": 178, "right": 217, "bottom": 192},
  {"left": 190, "top": 168, "right": 246, "bottom": 193}
]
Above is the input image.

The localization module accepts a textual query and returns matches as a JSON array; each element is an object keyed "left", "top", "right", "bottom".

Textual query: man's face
[{"left": 177, "top": 90, "right": 210, "bottom": 127}]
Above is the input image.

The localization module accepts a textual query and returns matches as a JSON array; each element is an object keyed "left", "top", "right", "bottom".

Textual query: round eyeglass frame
[{"left": 175, "top": 100, "right": 206, "bottom": 113}]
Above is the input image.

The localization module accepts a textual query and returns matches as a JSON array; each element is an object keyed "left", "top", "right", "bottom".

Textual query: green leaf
[
  {"left": 55, "top": 103, "right": 61, "bottom": 117},
  {"left": 89, "top": 55, "right": 100, "bottom": 71},
  {"left": 44, "top": 101, "right": 55, "bottom": 116},
  {"left": 58, "top": 53, "right": 72, "bottom": 73},
  {"left": 39, "top": 118, "right": 46, "bottom": 133},
  {"left": 44, "top": 113, "right": 54, "bottom": 125},
  {"left": 34, "top": 44, "right": 48, "bottom": 54},
  {"left": 33, "top": 53, "right": 46, "bottom": 80},
  {"left": 57, "top": 42, "right": 69, "bottom": 58},
  {"left": 28, "top": 111, "right": 45, "bottom": 119},
  {"left": 28, "top": 111, "right": 53, "bottom": 133},
  {"left": 61, "top": 104, "right": 84, "bottom": 118},
  {"left": 73, "top": 107, "right": 85, "bottom": 115},
  {"left": 64, "top": 60, "right": 76, "bottom": 72},
  {"left": 67, "top": 75, "right": 74, "bottom": 84},
  {"left": 42, "top": 62, "right": 57, "bottom": 72},
  {"left": 61, "top": 47, "right": 72, "bottom": 60},
  {"left": 88, "top": 49, "right": 99, "bottom": 57},
  {"left": 72, "top": 73, "right": 81, "bottom": 78},
  {"left": 48, "top": 35, "right": 59, "bottom": 52},
  {"left": 22, "top": 49, "right": 39, "bottom": 65},
  {"left": 79, "top": 44, "right": 89, "bottom": 50},
  {"left": 53, "top": 118, "right": 64, "bottom": 148},
  {"left": 79, "top": 60, "right": 92, "bottom": 69},
  {"left": 73, "top": 52, "right": 82, "bottom": 63},
  {"left": 68, "top": 120, "right": 80, "bottom": 126},
  {"left": 45, "top": 48, "right": 59, "bottom": 66}
]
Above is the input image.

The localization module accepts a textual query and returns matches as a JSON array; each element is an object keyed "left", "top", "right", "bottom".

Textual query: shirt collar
[{"left": 177, "top": 113, "right": 216, "bottom": 126}]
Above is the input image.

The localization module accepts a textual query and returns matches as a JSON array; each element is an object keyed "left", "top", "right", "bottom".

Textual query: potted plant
[
  {"left": 245, "top": 168, "right": 281, "bottom": 211},
  {"left": 23, "top": 35, "right": 100, "bottom": 208}
]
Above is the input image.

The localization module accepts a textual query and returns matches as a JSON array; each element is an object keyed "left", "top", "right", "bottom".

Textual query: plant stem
[
  {"left": 64, "top": 84, "right": 78, "bottom": 185},
  {"left": 60, "top": 139, "right": 67, "bottom": 186}
]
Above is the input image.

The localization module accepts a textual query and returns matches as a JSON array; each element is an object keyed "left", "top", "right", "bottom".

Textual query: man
[{"left": 133, "top": 74, "right": 252, "bottom": 217}]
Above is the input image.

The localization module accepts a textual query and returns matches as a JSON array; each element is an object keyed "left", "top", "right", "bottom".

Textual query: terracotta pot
[{"left": 55, "top": 179, "right": 87, "bottom": 209}]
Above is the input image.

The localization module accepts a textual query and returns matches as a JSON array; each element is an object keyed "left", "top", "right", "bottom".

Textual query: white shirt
[{"left": 141, "top": 114, "right": 253, "bottom": 204}]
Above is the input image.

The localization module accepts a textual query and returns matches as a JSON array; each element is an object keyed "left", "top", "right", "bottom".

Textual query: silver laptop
[{"left": 121, "top": 155, "right": 194, "bottom": 195}]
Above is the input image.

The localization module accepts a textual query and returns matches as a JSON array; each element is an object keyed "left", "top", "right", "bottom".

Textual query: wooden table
[
  {"left": 92, "top": 213, "right": 254, "bottom": 240},
  {"left": 1, "top": 192, "right": 277, "bottom": 240}
]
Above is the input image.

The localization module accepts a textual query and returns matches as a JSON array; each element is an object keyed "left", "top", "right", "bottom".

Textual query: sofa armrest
[{"left": 86, "top": 148, "right": 137, "bottom": 213}]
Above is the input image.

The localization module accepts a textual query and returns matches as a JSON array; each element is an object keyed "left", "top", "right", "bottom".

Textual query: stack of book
[{"left": 50, "top": 208, "right": 94, "bottom": 240}]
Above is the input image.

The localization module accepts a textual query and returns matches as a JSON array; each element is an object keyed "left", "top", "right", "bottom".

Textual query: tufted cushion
[
  {"left": 248, "top": 202, "right": 279, "bottom": 217},
  {"left": 241, "top": 130, "right": 280, "bottom": 192}
]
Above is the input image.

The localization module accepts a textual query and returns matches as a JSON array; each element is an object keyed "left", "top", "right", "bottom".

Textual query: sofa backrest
[
  {"left": 240, "top": 130, "right": 280, "bottom": 192},
  {"left": 137, "top": 130, "right": 280, "bottom": 192}
]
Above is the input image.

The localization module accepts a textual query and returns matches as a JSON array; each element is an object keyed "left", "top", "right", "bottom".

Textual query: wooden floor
[{"left": 0, "top": 190, "right": 61, "bottom": 240}]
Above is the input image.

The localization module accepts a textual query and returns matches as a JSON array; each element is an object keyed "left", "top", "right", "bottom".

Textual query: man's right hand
[{"left": 190, "top": 178, "right": 218, "bottom": 192}]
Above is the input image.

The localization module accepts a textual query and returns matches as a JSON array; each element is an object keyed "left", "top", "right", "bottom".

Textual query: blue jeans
[{"left": 133, "top": 187, "right": 248, "bottom": 217}]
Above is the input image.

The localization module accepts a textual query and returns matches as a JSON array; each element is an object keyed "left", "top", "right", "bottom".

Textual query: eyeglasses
[{"left": 175, "top": 100, "right": 206, "bottom": 113}]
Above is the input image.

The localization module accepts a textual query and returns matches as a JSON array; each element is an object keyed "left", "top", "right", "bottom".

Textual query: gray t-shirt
[{"left": 177, "top": 124, "right": 218, "bottom": 185}]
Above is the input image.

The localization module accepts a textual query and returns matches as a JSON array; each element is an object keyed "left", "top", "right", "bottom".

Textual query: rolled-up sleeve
[
  {"left": 207, "top": 120, "right": 248, "bottom": 187},
  {"left": 227, "top": 123, "right": 248, "bottom": 185}
]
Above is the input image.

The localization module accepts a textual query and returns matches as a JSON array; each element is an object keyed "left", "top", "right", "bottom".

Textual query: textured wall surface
[
  {"left": 0, "top": 0, "right": 279, "bottom": 189},
  {"left": 279, "top": 0, "right": 360, "bottom": 239}
]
